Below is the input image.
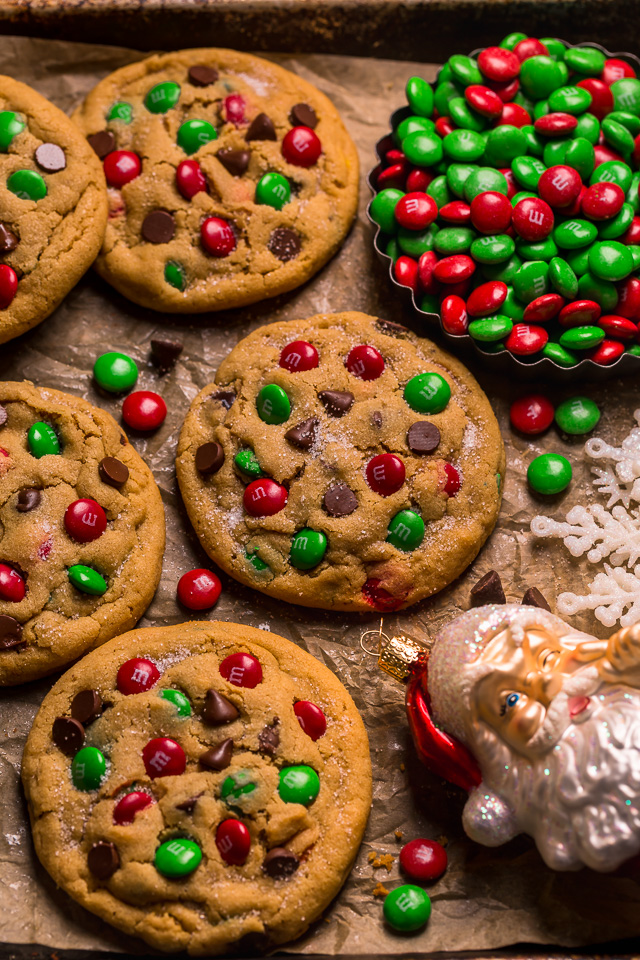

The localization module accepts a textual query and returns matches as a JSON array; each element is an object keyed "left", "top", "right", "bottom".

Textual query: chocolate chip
[
  {"left": 71, "top": 689, "right": 103, "bottom": 725},
  {"left": 35, "top": 143, "right": 66, "bottom": 173},
  {"left": 268, "top": 227, "right": 301, "bottom": 262},
  {"left": 216, "top": 147, "right": 250, "bottom": 177},
  {"left": 200, "top": 738, "right": 234, "bottom": 770},
  {"left": 99, "top": 456, "right": 129, "bottom": 488},
  {"left": 371, "top": 411, "right": 382, "bottom": 429},
  {"left": 151, "top": 338, "right": 183, "bottom": 373},
  {"left": 203, "top": 688, "right": 239, "bottom": 725},
  {"left": 0, "top": 224, "right": 18, "bottom": 254},
  {"left": 120, "top": 433, "right": 128, "bottom": 445},
  {"left": 52, "top": 717, "right": 85, "bottom": 756},
  {"left": 319, "top": 390, "right": 354, "bottom": 417},
  {"left": 88, "top": 841, "right": 120, "bottom": 880},
  {"left": 407, "top": 422, "right": 441, "bottom": 455},
  {"left": 259, "top": 718, "right": 280, "bottom": 757},
  {"left": 522, "top": 587, "right": 551, "bottom": 611},
  {"left": 246, "top": 112, "right": 277, "bottom": 141},
  {"left": 16, "top": 488, "right": 41, "bottom": 512},
  {"left": 285, "top": 418, "right": 318, "bottom": 450},
  {"left": 211, "top": 389, "right": 236, "bottom": 409},
  {"left": 263, "top": 847, "right": 300, "bottom": 878},
  {"left": 189, "top": 65, "right": 219, "bottom": 86},
  {"left": 290, "top": 103, "right": 318, "bottom": 129},
  {"left": 176, "top": 796, "right": 199, "bottom": 812},
  {"left": 375, "top": 318, "right": 410, "bottom": 337},
  {"left": 141, "top": 210, "right": 175, "bottom": 244},
  {"left": 0, "top": 615, "right": 23, "bottom": 650},
  {"left": 87, "top": 130, "right": 115, "bottom": 159},
  {"left": 195, "top": 441, "right": 225, "bottom": 475},
  {"left": 470, "top": 570, "right": 506, "bottom": 607},
  {"left": 324, "top": 483, "right": 357, "bottom": 517}
]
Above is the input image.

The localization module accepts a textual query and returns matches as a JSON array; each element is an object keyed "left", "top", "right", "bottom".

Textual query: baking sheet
[{"left": 1, "top": 34, "right": 640, "bottom": 957}]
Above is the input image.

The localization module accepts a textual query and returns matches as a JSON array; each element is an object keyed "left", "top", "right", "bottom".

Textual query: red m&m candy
[
  {"left": 201, "top": 217, "right": 236, "bottom": 257},
  {"left": 400, "top": 838, "right": 448, "bottom": 882},
  {"left": 439, "top": 201, "right": 471, "bottom": 224},
  {"left": 477, "top": 46, "right": 520, "bottom": 82},
  {"left": 510, "top": 394, "right": 554, "bottom": 435},
  {"left": 470, "top": 191, "right": 511, "bottom": 234},
  {"left": 418, "top": 250, "right": 440, "bottom": 293},
  {"left": 64, "top": 498, "right": 107, "bottom": 543},
  {"left": 487, "top": 77, "right": 520, "bottom": 103},
  {"left": 435, "top": 116, "right": 455, "bottom": 137},
  {"left": 406, "top": 169, "right": 433, "bottom": 192},
  {"left": 395, "top": 192, "right": 438, "bottom": 230},
  {"left": 346, "top": 345, "right": 385, "bottom": 380},
  {"left": 534, "top": 113, "right": 578, "bottom": 136},
  {"left": 176, "top": 159, "right": 207, "bottom": 200},
  {"left": 512, "top": 197, "right": 554, "bottom": 241},
  {"left": 514, "top": 37, "right": 548, "bottom": 61},
  {"left": 576, "top": 78, "right": 614, "bottom": 120},
  {"left": 0, "top": 564, "right": 25, "bottom": 602},
  {"left": 282, "top": 127, "right": 322, "bottom": 167},
  {"left": 122, "top": 391, "right": 167, "bottom": 431},
  {"left": 294, "top": 701, "right": 327, "bottom": 740},
  {"left": 590, "top": 339, "right": 625, "bottom": 364},
  {"left": 113, "top": 790, "right": 155, "bottom": 825},
  {"left": 602, "top": 58, "right": 636, "bottom": 86},
  {"left": 433, "top": 254, "right": 475, "bottom": 283},
  {"left": 223, "top": 93, "right": 246, "bottom": 125},
  {"left": 443, "top": 462, "right": 461, "bottom": 497},
  {"left": 366, "top": 453, "right": 405, "bottom": 496},
  {"left": 441, "top": 295, "right": 469, "bottom": 334},
  {"left": 0, "top": 264, "right": 18, "bottom": 309},
  {"left": 497, "top": 102, "right": 530, "bottom": 127},
  {"left": 216, "top": 818, "right": 251, "bottom": 865},
  {"left": 177, "top": 569, "right": 222, "bottom": 610},
  {"left": 559, "top": 300, "right": 601, "bottom": 327},
  {"left": 142, "top": 737, "right": 186, "bottom": 778},
  {"left": 581, "top": 182, "right": 624, "bottom": 220},
  {"left": 280, "top": 340, "right": 319, "bottom": 372},
  {"left": 103, "top": 150, "right": 141, "bottom": 188},
  {"left": 505, "top": 323, "right": 548, "bottom": 355},
  {"left": 394, "top": 255, "right": 419, "bottom": 291},
  {"left": 466, "top": 280, "right": 507, "bottom": 317},
  {"left": 361, "top": 577, "right": 404, "bottom": 613},
  {"left": 598, "top": 314, "right": 638, "bottom": 340},
  {"left": 523, "top": 293, "right": 565, "bottom": 323},
  {"left": 616, "top": 277, "right": 640, "bottom": 319},
  {"left": 243, "top": 478, "right": 288, "bottom": 517},
  {"left": 537, "top": 166, "right": 582, "bottom": 208},
  {"left": 219, "top": 652, "right": 263, "bottom": 688},
  {"left": 465, "top": 85, "right": 503, "bottom": 119},
  {"left": 117, "top": 657, "right": 161, "bottom": 695}
]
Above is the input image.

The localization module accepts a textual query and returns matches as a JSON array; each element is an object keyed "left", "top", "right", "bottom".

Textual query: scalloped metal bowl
[{"left": 367, "top": 41, "right": 640, "bottom": 382}]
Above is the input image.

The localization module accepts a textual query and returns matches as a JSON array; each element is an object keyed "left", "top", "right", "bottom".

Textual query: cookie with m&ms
[
  {"left": 176, "top": 312, "right": 504, "bottom": 612},
  {"left": 72, "top": 49, "right": 358, "bottom": 313},
  {"left": 0, "top": 75, "right": 107, "bottom": 345},
  {"left": 0, "top": 381, "right": 165, "bottom": 684},
  {"left": 22, "top": 620, "right": 371, "bottom": 954}
]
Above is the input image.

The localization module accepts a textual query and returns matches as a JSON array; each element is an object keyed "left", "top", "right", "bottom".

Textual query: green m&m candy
[
  {"left": 434, "top": 80, "right": 462, "bottom": 118},
  {"left": 512, "top": 261, "right": 549, "bottom": 302},
  {"left": 255, "top": 172, "right": 291, "bottom": 210},
  {"left": 145, "top": 81, "right": 181, "bottom": 114},
  {"left": 398, "top": 226, "right": 435, "bottom": 257},
  {"left": 434, "top": 227, "right": 475, "bottom": 254},
  {"left": 527, "top": 453, "right": 572, "bottom": 495},
  {"left": 72, "top": 746, "right": 106, "bottom": 790},
  {"left": 426, "top": 175, "right": 451, "bottom": 207},
  {"left": 574, "top": 112, "right": 600, "bottom": 143},
  {"left": 28, "top": 421, "right": 60, "bottom": 457},
  {"left": 446, "top": 162, "right": 476, "bottom": 197},
  {"left": 501, "top": 32, "right": 527, "bottom": 50},
  {"left": 448, "top": 54, "right": 482, "bottom": 87},
  {"left": 234, "top": 449, "right": 263, "bottom": 479},
  {"left": 93, "top": 351, "right": 138, "bottom": 394},
  {"left": 107, "top": 101, "right": 133, "bottom": 123},
  {"left": 165, "top": 261, "right": 186, "bottom": 290},
  {"left": 290, "top": 529, "right": 327, "bottom": 570},
  {"left": 383, "top": 885, "right": 432, "bottom": 932},
  {"left": 563, "top": 138, "right": 595, "bottom": 179},
  {"left": 602, "top": 116, "right": 634, "bottom": 156},
  {"left": 68, "top": 565, "right": 108, "bottom": 596},
  {"left": 406, "top": 77, "right": 434, "bottom": 117},
  {"left": 564, "top": 244, "right": 592, "bottom": 276},
  {"left": 396, "top": 116, "right": 434, "bottom": 142},
  {"left": 540, "top": 38, "right": 566, "bottom": 60},
  {"left": 370, "top": 188, "right": 404, "bottom": 234},
  {"left": 448, "top": 97, "right": 487, "bottom": 132},
  {"left": 278, "top": 765, "right": 320, "bottom": 805},
  {"left": 256, "top": 384, "right": 290, "bottom": 424},
  {"left": 543, "top": 140, "right": 567, "bottom": 168},
  {"left": 609, "top": 110, "right": 640, "bottom": 135},
  {"left": 577, "top": 270, "right": 619, "bottom": 310},
  {"left": 245, "top": 548, "right": 271, "bottom": 575},
  {"left": 548, "top": 85, "right": 592, "bottom": 114},
  {"left": 549, "top": 257, "right": 578, "bottom": 298},
  {"left": 0, "top": 111, "right": 25, "bottom": 150},
  {"left": 519, "top": 56, "right": 565, "bottom": 99},
  {"left": 611, "top": 77, "right": 640, "bottom": 115},
  {"left": 8, "top": 169, "right": 47, "bottom": 201},
  {"left": 484, "top": 125, "right": 527, "bottom": 166},
  {"left": 387, "top": 510, "right": 425, "bottom": 551},
  {"left": 559, "top": 324, "right": 605, "bottom": 350},
  {"left": 555, "top": 396, "right": 600, "bottom": 435},
  {"left": 443, "top": 129, "right": 484, "bottom": 162},
  {"left": 511, "top": 155, "right": 546, "bottom": 190},
  {"left": 159, "top": 688, "right": 192, "bottom": 717},
  {"left": 155, "top": 838, "right": 202, "bottom": 878},
  {"left": 598, "top": 202, "right": 634, "bottom": 239},
  {"left": 482, "top": 254, "right": 522, "bottom": 283},
  {"left": 221, "top": 770, "right": 257, "bottom": 809},
  {"left": 463, "top": 166, "right": 508, "bottom": 201},
  {"left": 516, "top": 237, "right": 558, "bottom": 262},
  {"left": 404, "top": 373, "right": 451, "bottom": 414},
  {"left": 403, "top": 130, "right": 443, "bottom": 166},
  {"left": 565, "top": 47, "right": 605, "bottom": 76},
  {"left": 470, "top": 234, "right": 515, "bottom": 264},
  {"left": 177, "top": 119, "right": 217, "bottom": 155},
  {"left": 469, "top": 315, "right": 513, "bottom": 342},
  {"left": 553, "top": 218, "right": 597, "bottom": 249},
  {"left": 590, "top": 159, "right": 633, "bottom": 191},
  {"left": 588, "top": 240, "right": 633, "bottom": 281},
  {"left": 521, "top": 124, "right": 544, "bottom": 156},
  {"left": 500, "top": 287, "right": 525, "bottom": 321},
  {"left": 542, "top": 341, "right": 579, "bottom": 367}
]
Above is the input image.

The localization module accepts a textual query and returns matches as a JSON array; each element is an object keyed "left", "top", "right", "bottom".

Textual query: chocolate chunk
[
  {"left": 0, "top": 615, "right": 23, "bottom": 650},
  {"left": 319, "top": 390, "right": 354, "bottom": 417},
  {"left": 52, "top": 716, "right": 85, "bottom": 756},
  {"left": 375, "top": 318, "right": 409, "bottom": 337},
  {"left": 200, "top": 738, "right": 234, "bottom": 770},
  {"left": 285, "top": 417, "right": 317, "bottom": 450},
  {"left": 211, "top": 389, "right": 236, "bottom": 409},
  {"left": 263, "top": 847, "right": 300, "bottom": 879},
  {"left": 522, "top": 587, "right": 551, "bottom": 611},
  {"left": 216, "top": 147, "right": 250, "bottom": 177},
  {"left": 176, "top": 796, "right": 199, "bottom": 813},
  {"left": 195, "top": 441, "right": 225, "bottom": 476},
  {"left": 290, "top": 103, "right": 318, "bottom": 129},
  {"left": 151, "top": 338, "right": 183, "bottom": 373},
  {"left": 246, "top": 112, "right": 277, "bottom": 141},
  {"left": 88, "top": 841, "right": 120, "bottom": 880},
  {"left": 87, "top": 130, "right": 115, "bottom": 159},
  {"left": 142, "top": 210, "right": 175, "bottom": 244},
  {"left": 71, "top": 689, "right": 103, "bottom": 725},
  {"left": 407, "top": 422, "right": 441, "bottom": 454},
  {"left": 203, "top": 688, "right": 239, "bottom": 725},
  {"left": 35, "top": 143, "right": 66, "bottom": 173},
  {"left": 470, "top": 570, "right": 506, "bottom": 607},
  {"left": 16, "top": 488, "right": 40, "bottom": 512},
  {"left": 371, "top": 410, "right": 382, "bottom": 429},
  {"left": 189, "top": 65, "right": 219, "bottom": 86},
  {"left": 259, "top": 718, "right": 280, "bottom": 757},
  {"left": 0, "top": 224, "right": 18, "bottom": 254},
  {"left": 268, "top": 227, "right": 301, "bottom": 262},
  {"left": 99, "top": 456, "right": 129, "bottom": 488},
  {"left": 324, "top": 483, "right": 357, "bottom": 517}
]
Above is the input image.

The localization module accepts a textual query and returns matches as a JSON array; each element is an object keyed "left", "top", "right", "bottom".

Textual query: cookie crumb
[
  {"left": 373, "top": 881, "right": 389, "bottom": 897},
  {"left": 370, "top": 852, "right": 394, "bottom": 871},
  {"left": 436, "top": 835, "right": 449, "bottom": 848},
  {"left": 394, "top": 829, "right": 403, "bottom": 840}
]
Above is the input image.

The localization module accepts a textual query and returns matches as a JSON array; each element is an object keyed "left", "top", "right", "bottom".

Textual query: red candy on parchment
[
  {"left": 510, "top": 394, "right": 555, "bottom": 435},
  {"left": 122, "top": 391, "right": 167, "bottom": 431},
  {"left": 177, "top": 569, "right": 222, "bottom": 610},
  {"left": 400, "top": 838, "right": 448, "bottom": 882}
]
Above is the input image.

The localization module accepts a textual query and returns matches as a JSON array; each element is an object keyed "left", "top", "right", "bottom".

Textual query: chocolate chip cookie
[
  {"left": 176, "top": 312, "right": 505, "bottom": 612},
  {"left": 22, "top": 620, "right": 371, "bottom": 954},
  {"left": 0, "top": 75, "right": 108, "bottom": 345},
  {"left": 72, "top": 49, "right": 359, "bottom": 313},
  {"left": 0, "top": 381, "right": 165, "bottom": 684}
]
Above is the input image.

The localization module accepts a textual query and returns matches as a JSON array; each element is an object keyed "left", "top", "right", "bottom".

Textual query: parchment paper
[{"left": 1, "top": 34, "right": 640, "bottom": 957}]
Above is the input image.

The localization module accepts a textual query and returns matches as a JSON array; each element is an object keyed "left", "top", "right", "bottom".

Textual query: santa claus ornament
[{"left": 401, "top": 603, "right": 640, "bottom": 873}]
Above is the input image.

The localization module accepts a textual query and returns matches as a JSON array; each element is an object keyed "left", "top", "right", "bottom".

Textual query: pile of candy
[{"left": 370, "top": 34, "right": 640, "bottom": 369}]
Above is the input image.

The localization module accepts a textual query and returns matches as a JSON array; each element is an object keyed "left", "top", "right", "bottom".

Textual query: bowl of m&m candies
[{"left": 368, "top": 35, "right": 640, "bottom": 379}]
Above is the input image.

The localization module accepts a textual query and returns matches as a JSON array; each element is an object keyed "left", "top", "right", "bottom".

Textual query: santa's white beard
[{"left": 467, "top": 679, "right": 640, "bottom": 872}]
